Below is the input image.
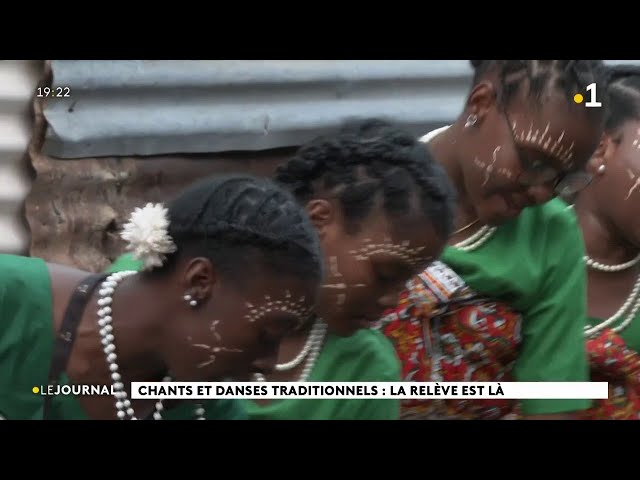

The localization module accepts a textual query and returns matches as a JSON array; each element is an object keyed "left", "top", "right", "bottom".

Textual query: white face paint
[
  {"left": 626, "top": 169, "right": 640, "bottom": 200},
  {"left": 633, "top": 128, "right": 640, "bottom": 149},
  {"left": 188, "top": 321, "right": 244, "bottom": 369},
  {"left": 474, "top": 146, "right": 515, "bottom": 186},
  {"left": 349, "top": 238, "right": 429, "bottom": 268},
  {"left": 329, "top": 256, "right": 342, "bottom": 277},
  {"left": 511, "top": 121, "right": 575, "bottom": 166},
  {"left": 244, "top": 291, "right": 312, "bottom": 325}
]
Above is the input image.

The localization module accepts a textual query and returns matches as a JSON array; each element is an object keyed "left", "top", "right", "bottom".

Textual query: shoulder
[
  {"left": 107, "top": 253, "right": 143, "bottom": 273},
  {"left": 0, "top": 254, "right": 50, "bottom": 304},
  {"left": 419, "top": 125, "right": 450, "bottom": 144},
  {"left": 519, "top": 197, "right": 579, "bottom": 231},
  {"left": 513, "top": 198, "right": 583, "bottom": 254}
]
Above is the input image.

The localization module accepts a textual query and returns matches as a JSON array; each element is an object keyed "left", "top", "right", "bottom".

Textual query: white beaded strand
[
  {"left": 97, "top": 270, "right": 206, "bottom": 420},
  {"left": 452, "top": 225, "right": 497, "bottom": 252},
  {"left": 253, "top": 317, "right": 327, "bottom": 383},
  {"left": 584, "top": 253, "right": 640, "bottom": 272},
  {"left": 584, "top": 273, "right": 640, "bottom": 336}
]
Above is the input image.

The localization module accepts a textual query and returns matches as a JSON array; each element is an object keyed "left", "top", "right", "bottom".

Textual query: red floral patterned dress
[
  {"left": 376, "top": 261, "right": 523, "bottom": 420},
  {"left": 582, "top": 328, "right": 640, "bottom": 420}
]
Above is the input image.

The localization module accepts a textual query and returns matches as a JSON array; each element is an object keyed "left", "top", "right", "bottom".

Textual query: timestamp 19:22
[{"left": 36, "top": 86, "right": 70, "bottom": 98}]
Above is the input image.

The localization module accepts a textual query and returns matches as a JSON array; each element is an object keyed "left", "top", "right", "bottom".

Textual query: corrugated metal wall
[
  {"left": 24, "top": 60, "right": 640, "bottom": 270},
  {"left": 0, "top": 60, "right": 42, "bottom": 254},
  {"left": 41, "top": 60, "right": 474, "bottom": 159}
]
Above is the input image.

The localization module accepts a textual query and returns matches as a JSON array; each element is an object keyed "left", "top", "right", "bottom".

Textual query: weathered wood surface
[{"left": 25, "top": 62, "right": 297, "bottom": 272}]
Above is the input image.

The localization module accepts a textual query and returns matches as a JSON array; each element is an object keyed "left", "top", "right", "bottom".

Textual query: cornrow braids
[
  {"left": 151, "top": 174, "right": 324, "bottom": 285},
  {"left": 274, "top": 118, "right": 457, "bottom": 239},
  {"left": 601, "top": 64, "right": 640, "bottom": 132},
  {"left": 470, "top": 60, "right": 609, "bottom": 122}
]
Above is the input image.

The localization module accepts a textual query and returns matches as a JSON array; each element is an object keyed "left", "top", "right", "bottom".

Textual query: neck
[
  {"left": 574, "top": 190, "right": 639, "bottom": 265},
  {"left": 428, "top": 121, "right": 479, "bottom": 227},
  {"left": 91, "top": 273, "right": 169, "bottom": 384}
]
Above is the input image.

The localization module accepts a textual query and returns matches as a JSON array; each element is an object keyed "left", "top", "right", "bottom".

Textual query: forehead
[
  {"left": 240, "top": 273, "right": 317, "bottom": 308},
  {"left": 350, "top": 214, "right": 442, "bottom": 256},
  {"left": 243, "top": 289, "right": 313, "bottom": 323},
  {"left": 506, "top": 93, "right": 602, "bottom": 169}
]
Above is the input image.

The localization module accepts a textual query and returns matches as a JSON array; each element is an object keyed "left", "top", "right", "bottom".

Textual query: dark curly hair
[
  {"left": 470, "top": 60, "right": 609, "bottom": 123},
  {"left": 274, "top": 118, "right": 457, "bottom": 239},
  {"left": 150, "top": 173, "right": 324, "bottom": 285},
  {"left": 601, "top": 64, "right": 640, "bottom": 133}
]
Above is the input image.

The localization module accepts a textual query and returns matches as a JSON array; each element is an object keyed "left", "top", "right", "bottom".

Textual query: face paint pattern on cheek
[
  {"left": 187, "top": 320, "right": 244, "bottom": 369},
  {"left": 244, "top": 291, "right": 313, "bottom": 326},
  {"left": 512, "top": 121, "right": 575, "bottom": 167},
  {"left": 473, "top": 148, "right": 514, "bottom": 186},
  {"left": 626, "top": 169, "right": 640, "bottom": 200},
  {"left": 329, "top": 256, "right": 342, "bottom": 277},
  {"left": 349, "top": 239, "right": 431, "bottom": 268}
]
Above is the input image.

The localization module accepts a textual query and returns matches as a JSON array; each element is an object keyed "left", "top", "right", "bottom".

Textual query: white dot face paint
[
  {"left": 243, "top": 290, "right": 313, "bottom": 325},
  {"left": 511, "top": 121, "right": 575, "bottom": 166},
  {"left": 348, "top": 238, "right": 430, "bottom": 268}
]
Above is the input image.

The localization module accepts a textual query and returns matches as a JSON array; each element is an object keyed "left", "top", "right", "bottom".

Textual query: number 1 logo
[{"left": 585, "top": 83, "right": 602, "bottom": 108}]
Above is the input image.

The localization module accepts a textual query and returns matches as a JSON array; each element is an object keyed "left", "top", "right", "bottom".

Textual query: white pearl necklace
[
  {"left": 584, "top": 253, "right": 640, "bottom": 272},
  {"left": 584, "top": 258, "right": 640, "bottom": 337},
  {"left": 452, "top": 225, "right": 497, "bottom": 252},
  {"left": 97, "top": 270, "right": 205, "bottom": 420},
  {"left": 253, "top": 317, "right": 327, "bottom": 383}
]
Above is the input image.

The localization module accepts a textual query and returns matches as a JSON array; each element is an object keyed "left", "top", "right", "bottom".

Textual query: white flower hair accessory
[{"left": 120, "top": 202, "right": 177, "bottom": 271}]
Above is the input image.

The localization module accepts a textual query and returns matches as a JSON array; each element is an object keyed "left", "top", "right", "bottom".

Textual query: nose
[{"left": 525, "top": 184, "right": 555, "bottom": 205}]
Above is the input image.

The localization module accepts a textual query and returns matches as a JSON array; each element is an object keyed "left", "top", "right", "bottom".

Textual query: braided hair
[
  {"left": 601, "top": 64, "right": 640, "bottom": 133},
  {"left": 470, "top": 60, "right": 609, "bottom": 122},
  {"left": 153, "top": 174, "right": 324, "bottom": 284},
  {"left": 274, "top": 118, "right": 457, "bottom": 239}
]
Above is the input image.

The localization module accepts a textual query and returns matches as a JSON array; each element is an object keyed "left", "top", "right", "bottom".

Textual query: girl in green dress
[
  {"left": 573, "top": 64, "right": 640, "bottom": 419},
  {"left": 0, "top": 174, "right": 323, "bottom": 420},
  {"left": 242, "top": 119, "right": 457, "bottom": 420},
  {"left": 379, "top": 60, "right": 610, "bottom": 420}
]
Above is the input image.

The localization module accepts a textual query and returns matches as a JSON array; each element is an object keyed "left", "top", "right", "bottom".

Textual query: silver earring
[
  {"left": 597, "top": 164, "right": 606, "bottom": 174},
  {"left": 184, "top": 294, "right": 197, "bottom": 307},
  {"left": 465, "top": 113, "right": 478, "bottom": 128}
]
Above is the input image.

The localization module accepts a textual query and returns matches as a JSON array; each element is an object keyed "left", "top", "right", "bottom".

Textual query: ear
[
  {"left": 465, "top": 81, "right": 499, "bottom": 126},
  {"left": 588, "top": 133, "right": 616, "bottom": 175},
  {"left": 181, "top": 257, "right": 217, "bottom": 305},
  {"left": 305, "top": 199, "right": 334, "bottom": 238}
]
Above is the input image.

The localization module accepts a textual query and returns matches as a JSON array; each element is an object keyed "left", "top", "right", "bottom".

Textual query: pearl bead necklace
[
  {"left": 253, "top": 317, "right": 327, "bottom": 383},
  {"left": 97, "top": 270, "right": 205, "bottom": 420},
  {"left": 584, "top": 272, "right": 640, "bottom": 337},
  {"left": 583, "top": 251, "right": 640, "bottom": 337},
  {"left": 584, "top": 253, "right": 640, "bottom": 272},
  {"left": 453, "top": 225, "right": 497, "bottom": 252}
]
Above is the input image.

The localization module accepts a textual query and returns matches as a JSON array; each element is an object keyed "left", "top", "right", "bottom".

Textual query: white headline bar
[{"left": 129, "top": 382, "right": 608, "bottom": 400}]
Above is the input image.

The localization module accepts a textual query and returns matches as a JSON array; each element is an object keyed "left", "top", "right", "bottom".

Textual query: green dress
[
  {"left": 244, "top": 329, "right": 401, "bottom": 420},
  {"left": 0, "top": 254, "right": 245, "bottom": 420},
  {"left": 110, "top": 253, "right": 403, "bottom": 420},
  {"left": 439, "top": 198, "right": 592, "bottom": 416}
]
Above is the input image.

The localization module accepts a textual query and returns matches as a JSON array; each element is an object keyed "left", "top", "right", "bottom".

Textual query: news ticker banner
[{"left": 128, "top": 382, "right": 609, "bottom": 400}]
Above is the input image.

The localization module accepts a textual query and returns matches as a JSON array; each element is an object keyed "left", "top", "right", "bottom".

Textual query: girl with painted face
[
  {"left": 0, "top": 174, "right": 323, "bottom": 420},
  {"left": 379, "top": 60, "right": 609, "bottom": 420},
  {"left": 241, "top": 118, "right": 457, "bottom": 420},
  {"left": 573, "top": 65, "right": 640, "bottom": 420}
]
